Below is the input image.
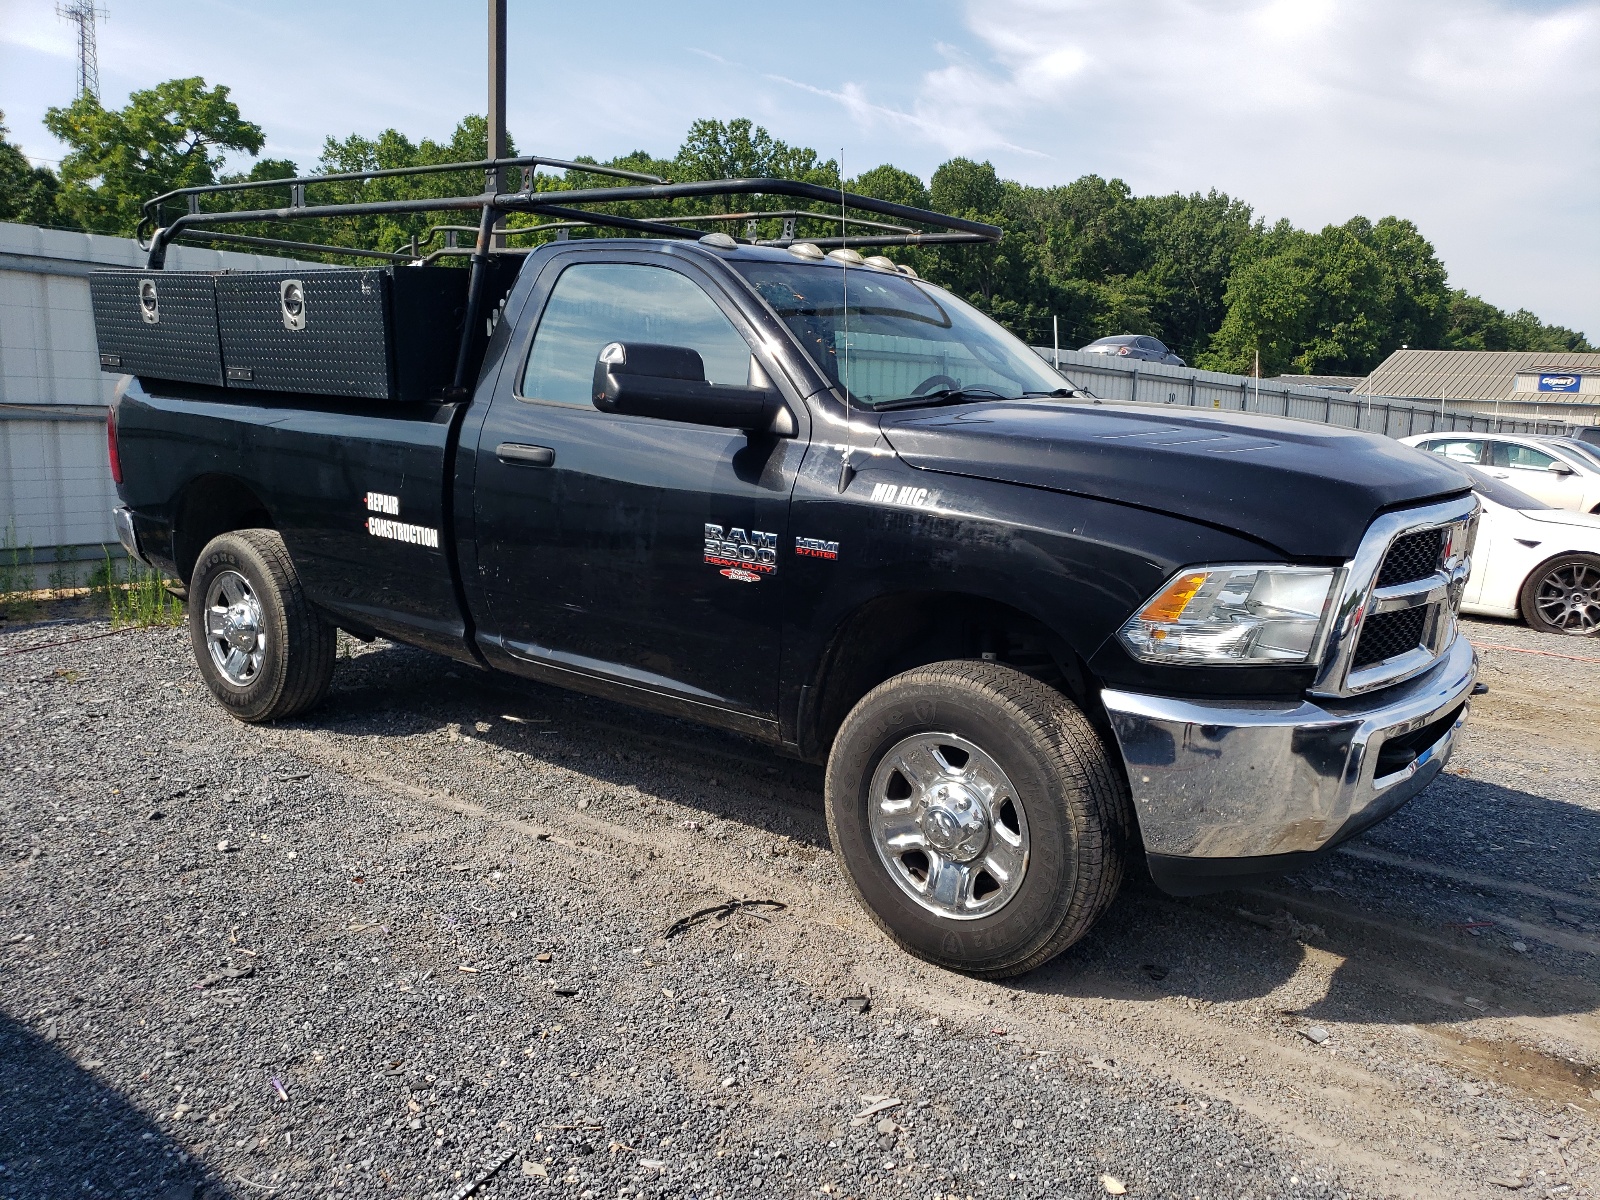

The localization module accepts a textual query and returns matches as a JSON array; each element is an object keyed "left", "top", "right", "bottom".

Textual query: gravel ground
[{"left": 1, "top": 613, "right": 1596, "bottom": 1200}]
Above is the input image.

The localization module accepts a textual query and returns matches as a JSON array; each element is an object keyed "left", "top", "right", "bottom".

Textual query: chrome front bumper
[{"left": 1102, "top": 632, "right": 1475, "bottom": 884}]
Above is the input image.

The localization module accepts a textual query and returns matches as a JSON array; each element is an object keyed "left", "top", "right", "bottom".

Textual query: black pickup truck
[{"left": 100, "top": 167, "right": 1479, "bottom": 978}]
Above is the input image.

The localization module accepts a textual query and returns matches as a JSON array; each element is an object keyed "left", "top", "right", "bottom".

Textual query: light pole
[{"left": 487, "top": 0, "right": 508, "bottom": 249}]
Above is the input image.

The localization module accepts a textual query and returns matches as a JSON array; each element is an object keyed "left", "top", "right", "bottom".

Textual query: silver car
[
  {"left": 1079, "top": 334, "right": 1186, "bottom": 366},
  {"left": 1401, "top": 432, "right": 1600, "bottom": 514}
]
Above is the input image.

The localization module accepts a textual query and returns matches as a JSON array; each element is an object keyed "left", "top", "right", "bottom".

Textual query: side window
[
  {"left": 520, "top": 262, "right": 751, "bottom": 406},
  {"left": 1489, "top": 442, "right": 1555, "bottom": 470},
  {"left": 1427, "top": 439, "right": 1484, "bottom": 464}
]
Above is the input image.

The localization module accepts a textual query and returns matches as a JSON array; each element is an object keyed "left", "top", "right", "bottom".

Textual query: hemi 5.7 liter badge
[
  {"left": 795, "top": 536, "right": 839, "bottom": 560},
  {"left": 705, "top": 524, "right": 777, "bottom": 575}
]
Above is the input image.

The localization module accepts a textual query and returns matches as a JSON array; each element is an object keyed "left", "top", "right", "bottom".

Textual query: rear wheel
[
  {"left": 188, "top": 529, "right": 336, "bottom": 721},
  {"left": 1519, "top": 553, "right": 1600, "bottom": 636},
  {"left": 824, "top": 660, "right": 1132, "bottom": 978}
]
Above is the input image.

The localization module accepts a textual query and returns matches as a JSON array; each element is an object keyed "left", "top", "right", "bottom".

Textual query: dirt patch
[{"left": 1426, "top": 1029, "right": 1600, "bottom": 1110}]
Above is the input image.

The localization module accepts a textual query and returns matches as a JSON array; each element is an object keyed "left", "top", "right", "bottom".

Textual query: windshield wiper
[
  {"left": 1020, "top": 388, "right": 1076, "bottom": 398},
  {"left": 870, "top": 386, "right": 1012, "bottom": 411}
]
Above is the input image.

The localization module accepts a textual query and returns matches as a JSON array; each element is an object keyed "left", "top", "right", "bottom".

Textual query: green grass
[
  {"left": 91, "top": 550, "right": 186, "bottom": 629},
  {"left": 0, "top": 521, "right": 39, "bottom": 620}
]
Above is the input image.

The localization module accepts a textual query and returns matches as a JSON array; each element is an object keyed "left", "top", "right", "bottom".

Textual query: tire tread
[
  {"left": 825, "top": 659, "right": 1132, "bottom": 978},
  {"left": 189, "top": 529, "right": 336, "bottom": 722}
]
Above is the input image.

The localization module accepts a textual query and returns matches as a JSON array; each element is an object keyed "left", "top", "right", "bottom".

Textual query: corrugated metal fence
[
  {"left": 1034, "top": 347, "right": 1575, "bottom": 438},
  {"left": 1, "top": 222, "right": 329, "bottom": 589}
]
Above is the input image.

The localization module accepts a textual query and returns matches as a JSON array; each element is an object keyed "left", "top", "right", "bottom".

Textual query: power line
[{"left": 56, "top": 0, "right": 108, "bottom": 100}]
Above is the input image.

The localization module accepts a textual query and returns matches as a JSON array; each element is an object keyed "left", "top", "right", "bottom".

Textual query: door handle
[{"left": 496, "top": 442, "right": 555, "bottom": 467}]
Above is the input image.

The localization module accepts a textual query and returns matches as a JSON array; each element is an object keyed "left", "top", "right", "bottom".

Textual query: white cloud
[{"left": 807, "top": 0, "right": 1600, "bottom": 333}]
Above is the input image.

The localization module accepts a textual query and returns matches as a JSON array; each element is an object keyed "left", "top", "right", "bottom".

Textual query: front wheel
[
  {"left": 824, "top": 660, "right": 1132, "bottom": 979},
  {"left": 188, "top": 529, "right": 337, "bottom": 722},
  {"left": 1519, "top": 553, "right": 1600, "bottom": 636}
]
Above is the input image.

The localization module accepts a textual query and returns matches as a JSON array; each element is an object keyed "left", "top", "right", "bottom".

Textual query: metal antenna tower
[{"left": 56, "top": 0, "right": 108, "bottom": 99}]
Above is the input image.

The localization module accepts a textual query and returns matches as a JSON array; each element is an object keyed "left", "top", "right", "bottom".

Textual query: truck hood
[{"left": 877, "top": 400, "right": 1471, "bottom": 559}]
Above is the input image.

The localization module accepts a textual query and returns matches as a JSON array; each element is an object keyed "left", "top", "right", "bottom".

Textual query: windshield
[
  {"left": 731, "top": 259, "right": 1069, "bottom": 408},
  {"left": 1550, "top": 438, "right": 1600, "bottom": 471},
  {"left": 1459, "top": 463, "right": 1552, "bottom": 510}
]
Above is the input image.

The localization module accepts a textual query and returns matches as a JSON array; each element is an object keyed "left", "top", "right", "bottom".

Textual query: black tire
[
  {"left": 1518, "top": 552, "right": 1600, "bottom": 636},
  {"left": 824, "top": 660, "right": 1132, "bottom": 978},
  {"left": 188, "top": 529, "right": 336, "bottom": 722}
]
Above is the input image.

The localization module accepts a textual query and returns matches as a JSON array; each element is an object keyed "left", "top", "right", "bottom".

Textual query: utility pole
[
  {"left": 487, "top": 0, "right": 508, "bottom": 249},
  {"left": 57, "top": 0, "right": 107, "bottom": 100}
]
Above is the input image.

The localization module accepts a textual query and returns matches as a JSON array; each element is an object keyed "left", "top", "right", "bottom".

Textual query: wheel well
[
  {"left": 803, "top": 592, "right": 1103, "bottom": 761},
  {"left": 172, "top": 474, "right": 274, "bottom": 585}
]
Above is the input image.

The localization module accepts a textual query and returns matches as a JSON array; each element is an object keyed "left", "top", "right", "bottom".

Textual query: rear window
[{"left": 1420, "top": 439, "right": 1484, "bottom": 464}]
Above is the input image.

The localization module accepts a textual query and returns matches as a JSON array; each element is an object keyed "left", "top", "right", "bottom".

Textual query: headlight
[{"left": 1118, "top": 565, "right": 1337, "bottom": 665}]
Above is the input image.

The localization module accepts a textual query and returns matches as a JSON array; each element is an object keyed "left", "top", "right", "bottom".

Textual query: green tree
[
  {"left": 0, "top": 113, "right": 60, "bottom": 226},
  {"left": 1443, "top": 291, "right": 1592, "bottom": 352},
  {"left": 849, "top": 164, "right": 929, "bottom": 210},
  {"left": 44, "top": 77, "right": 265, "bottom": 235},
  {"left": 1200, "top": 216, "right": 1453, "bottom": 375},
  {"left": 673, "top": 117, "right": 837, "bottom": 191}
]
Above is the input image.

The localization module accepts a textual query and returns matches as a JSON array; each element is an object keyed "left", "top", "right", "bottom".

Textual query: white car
[
  {"left": 1401, "top": 432, "right": 1600, "bottom": 514},
  {"left": 1456, "top": 465, "right": 1600, "bottom": 635}
]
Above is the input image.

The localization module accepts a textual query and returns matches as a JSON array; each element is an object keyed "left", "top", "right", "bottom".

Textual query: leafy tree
[
  {"left": 0, "top": 113, "right": 60, "bottom": 226},
  {"left": 43, "top": 78, "right": 264, "bottom": 235},
  {"left": 1444, "top": 291, "right": 1592, "bottom": 352},
  {"left": 42, "top": 87, "right": 1582, "bottom": 356},
  {"left": 850, "top": 164, "right": 929, "bottom": 210},
  {"left": 673, "top": 118, "right": 836, "bottom": 191},
  {"left": 1200, "top": 216, "right": 1453, "bottom": 375}
]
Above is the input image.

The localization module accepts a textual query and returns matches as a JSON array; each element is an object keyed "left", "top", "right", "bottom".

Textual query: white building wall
[{"left": 0, "top": 222, "right": 328, "bottom": 576}]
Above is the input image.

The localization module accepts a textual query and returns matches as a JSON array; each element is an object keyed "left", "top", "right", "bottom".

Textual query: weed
[
  {"left": 95, "top": 548, "right": 185, "bottom": 629},
  {"left": 0, "top": 521, "right": 38, "bottom": 620},
  {"left": 47, "top": 545, "right": 77, "bottom": 595}
]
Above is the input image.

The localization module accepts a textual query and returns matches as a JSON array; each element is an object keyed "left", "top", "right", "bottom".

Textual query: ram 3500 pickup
[{"left": 105, "top": 206, "right": 1478, "bottom": 978}]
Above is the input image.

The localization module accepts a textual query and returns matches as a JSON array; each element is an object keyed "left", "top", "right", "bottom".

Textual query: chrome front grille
[
  {"left": 1310, "top": 494, "right": 1479, "bottom": 698},
  {"left": 1376, "top": 528, "right": 1445, "bottom": 588},
  {"left": 1351, "top": 605, "right": 1429, "bottom": 669}
]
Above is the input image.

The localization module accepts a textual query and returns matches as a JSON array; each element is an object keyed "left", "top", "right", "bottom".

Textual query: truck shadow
[
  {"left": 1022, "top": 770, "right": 1600, "bottom": 1030},
  {"left": 0, "top": 1009, "right": 216, "bottom": 1199},
  {"left": 316, "top": 640, "right": 1600, "bottom": 1030}
]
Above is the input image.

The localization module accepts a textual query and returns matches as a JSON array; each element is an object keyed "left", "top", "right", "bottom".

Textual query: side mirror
[
  {"left": 1548, "top": 461, "right": 1577, "bottom": 475},
  {"left": 592, "top": 342, "right": 781, "bottom": 432}
]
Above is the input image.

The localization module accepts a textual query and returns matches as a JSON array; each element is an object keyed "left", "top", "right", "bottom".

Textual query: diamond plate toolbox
[
  {"left": 216, "top": 267, "right": 468, "bottom": 402},
  {"left": 90, "top": 271, "right": 226, "bottom": 386}
]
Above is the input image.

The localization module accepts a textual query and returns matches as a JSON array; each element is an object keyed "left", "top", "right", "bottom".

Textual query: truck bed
[{"left": 116, "top": 380, "right": 474, "bottom": 661}]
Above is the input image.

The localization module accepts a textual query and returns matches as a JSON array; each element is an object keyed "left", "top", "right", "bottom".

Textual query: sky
[{"left": 3, "top": 0, "right": 1597, "bottom": 337}]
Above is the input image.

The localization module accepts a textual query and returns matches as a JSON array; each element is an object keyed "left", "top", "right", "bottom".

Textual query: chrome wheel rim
[
  {"left": 1534, "top": 559, "right": 1600, "bottom": 634},
  {"left": 867, "top": 732, "right": 1029, "bottom": 921},
  {"left": 204, "top": 569, "right": 267, "bottom": 686}
]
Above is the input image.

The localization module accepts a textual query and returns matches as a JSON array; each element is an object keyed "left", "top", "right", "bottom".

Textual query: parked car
[
  {"left": 1401, "top": 432, "right": 1600, "bottom": 513},
  {"left": 97, "top": 165, "right": 1481, "bottom": 978},
  {"left": 1542, "top": 436, "right": 1600, "bottom": 472},
  {"left": 1078, "top": 334, "right": 1186, "bottom": 366},
  {"left": 1568, "top": 425, "right": 1600, "bottom": 448},
  {"left": 1457, "top": 464, "right": 1600, "bottom": 635}
]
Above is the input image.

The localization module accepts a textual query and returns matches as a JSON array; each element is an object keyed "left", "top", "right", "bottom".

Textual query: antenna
[
  {"left": 837, "top": 147, "right": 856, "bottom": 492},
  {"left": 57, "top": 0, "right": 108, "bottom": 100}
]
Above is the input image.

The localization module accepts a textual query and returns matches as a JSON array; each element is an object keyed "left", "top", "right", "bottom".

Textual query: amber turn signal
[{"left": 1137, "top": 571, "right": 1208, "bottom": 624}]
